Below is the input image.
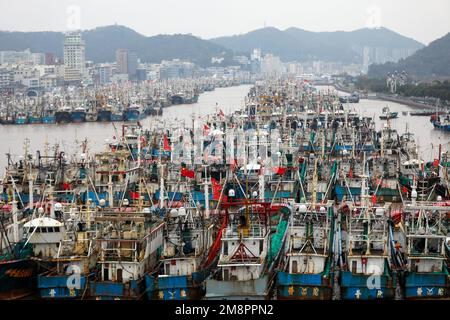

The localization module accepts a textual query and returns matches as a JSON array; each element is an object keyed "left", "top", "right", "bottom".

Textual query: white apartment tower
[{"left": 64, "top": 31, "right": 85, "bottom": 82}]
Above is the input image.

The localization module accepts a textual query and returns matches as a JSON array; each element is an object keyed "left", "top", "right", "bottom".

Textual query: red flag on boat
[
  {"left": 371, "top": 195, "right": 377, "bottom": 205},
  {"left": 203, "top": 124, "right": 210, "bottom": 136},
  {"left": 230, "top": 159, "right": 237, "bottom": 172},
  {"left": 163, "top": 134, "right": 171, "bottom": 151},
  {"left": 274, "top": 167, "right": 286, "bottom": 175},
  {"left": 130, "top": 191, "right": 140, "bottom": 200},
  {"left": 218, "top": 109, "right": 225, "bottom": 117},
  {"left": 401, "top": 186, "right": 408, "bottom": 194},
  {"left": 433, "top": 159, "right": 439, "bottom": 167},
  {"left": 181, "top": 168, "right": 195, "bottom": 179},
  {"left": 211, "top": 178, "right": 222, "bottom": 200},
  {"left": 348, "top": 168, "right": 353, "bottom": 178},
  {"left": 62, "top": 182, "right": 71, "bottom": 190}
]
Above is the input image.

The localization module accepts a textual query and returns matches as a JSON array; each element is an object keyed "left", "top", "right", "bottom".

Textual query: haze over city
[{"left": 0, "top": 0, "right": 449, "bottom": 44}]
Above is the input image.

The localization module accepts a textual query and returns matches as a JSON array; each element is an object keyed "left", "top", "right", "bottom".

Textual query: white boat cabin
[{"left": 23, "top": 217, "right": 64, "bottom": 258}]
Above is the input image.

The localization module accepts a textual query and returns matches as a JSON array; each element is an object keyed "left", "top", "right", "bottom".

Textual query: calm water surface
[
  {"left": 0, "top": 84, "right": 448, "bottom": 170},
  {"left": 0, "top": 85, "right": 251, "bottom": 169},
  {"left": 317, "top": 86, "right": 450, "bottom": 160}
]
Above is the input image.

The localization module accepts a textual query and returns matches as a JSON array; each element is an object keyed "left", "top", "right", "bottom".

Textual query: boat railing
[
  {"left": 222, "top": 223, "right": 266, "bottom": 238},
  {"left": 403, "top": 201, "right": 450, "bottom": 209},
  {"left": 98, "top": 242, "right": 140, "bottom": 262}
]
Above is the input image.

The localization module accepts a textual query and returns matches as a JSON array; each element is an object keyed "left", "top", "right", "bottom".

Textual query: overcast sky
[{"left": 0, "top": 0, "right": 449, "bottom": 44}]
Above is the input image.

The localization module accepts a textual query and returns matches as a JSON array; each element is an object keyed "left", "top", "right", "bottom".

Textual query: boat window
[
  {"left": 41, "top": 227, "right": 47, "bottom": 233},
  {"left": 223, "top": 269, "right": 229, "bottom": 281},
  {"left": 292, "top": 260, "right": 298, "bottom": 273},
  {"left": 352, "top": 261, "right": 357, "bottom": 274},
  {"left": 427, "top": 238, "right": 440, "bottom": 254},
  {"left": 54, "top": 227, "right": 60, "bottom": 233},
  {"left": 412, "top": 238, "right": 425, "bottom": 254},
  {"left": 259, "top": 240, "right": 264, "bottom": 253},
  {"left": 103, "top": 266, "right": 109, "bottom": 281},
  {"left": 223, "top": 241, "right": 228, "bottom": 255}
]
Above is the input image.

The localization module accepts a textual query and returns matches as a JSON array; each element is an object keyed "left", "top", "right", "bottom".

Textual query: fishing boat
[
  {"left": 85, "top": 110, "right": 97, "bottom": 122},
  {"left": 123, "top": 104, "right": 142, "bottom": 122},
  {"left": 171, "top": 93, "right": 185, "bottom": 105},
  {"left": 276, "top": 201, "right": 335, "bottom": 300},
  {"left": 204, "top": 200, "right": 291, "bottom": 299},
  {"left": 147, "top": 205, "right": 215, "bottom": 300},
  {"left": 400, "top": 190, "right": 449, "bottom": 299},
  {"left": 42, "top": 108, "right": 56, "bottom": 124},
  {"left": 28, "top": 110, "right": 42, "bottom": 124},
  {"left": 410, "top": 110, "right": 444, "bottom": 117},
  {"left": 0, "top": 196, "right": 36, "bottom": 300},
  {"left": 14, "top": 111, "right": 28, "bottom": 125},
  {"left": 430, "top": 114, "right": 450, "bottom": 131},
  {"left": 89, "top": 188, "right": 165, "bottom": 300},
  {"left": 0, "top": 111, "right": 15, "bottom": 124},
  {"left": 55, "top": 106, "right": 72, "bottom": 124},
  {"left": 71, "top": 107, "right": 87, "bottom": 123},
  {"left": 337, "top": 172, "right": 397, "bottom": 300},
  {"left": 97, "top": 106, "right": 112, "bottom": 122},
  {"left": 379, "top": 107, "right": 398, "bottom": 120},
  {"left": 36, "top": 202, "right": 97, "bottom": 299}
]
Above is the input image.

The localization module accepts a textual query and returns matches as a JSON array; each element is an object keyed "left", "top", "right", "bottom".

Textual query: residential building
[{"left": 63, "top": 31, "right": 85, "bottom": 82}]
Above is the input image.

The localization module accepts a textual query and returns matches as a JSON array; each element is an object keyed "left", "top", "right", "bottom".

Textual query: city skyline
[{"left": 0, "top": 0, "right": 449, "bottom": 45}]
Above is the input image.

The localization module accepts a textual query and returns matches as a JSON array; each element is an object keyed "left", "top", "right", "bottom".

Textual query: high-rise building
[
  {"left": 127, "top": 52, "right": 138, "bottom": 77},
  {"left": 116, "top": 49, "right": 128, "bottom": 74},
  {"left": 96, "top": 63, "right": 113, "bottom": 85},
  {"left": 116, "top": 49, "right": 138, "bottom": 78},
  {"left": 45, "top": 53, "right": 55, "bottom": 65},
  {"left": 260, "top": 54, "right": 284, "bottom": 75},
  {"left": 63, "top": 31, "right": 85, "bottom": 82}
]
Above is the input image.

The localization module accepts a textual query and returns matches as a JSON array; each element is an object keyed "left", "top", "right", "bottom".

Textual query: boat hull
[
  {"left": 42, "top": 116, "right": 55, "bottom": 124},
  {"left": 111, "top": 113, "right": 123, "bottom": 121},
  {"left": 55, "top": 112, "right": 72, "bottom": 124},
  {"left": 71, "top": 111, "right": 86, "bottom": 123},
  {"left": 276, "top": 271, "right": 332, "bottom": 300},
  {"left": 204, "top": 275, "right": 271, "bottom": 300},
  {"left": 123, "top": 110, "right": 141, "bottom": 122},
  {"left": 0, "top": 258, "right": 36, "bottom": 300},
  {"left": 146, "top": 274, "right": 205, "bottom": 300},
  {"left": 28, "top": 116, "right": 42, "bottom": 124},
  {"left": 340, "top": 271, "right": 395, "bottom": 300},
  {"left": 37, "top": 273, "right": 87, "bottom": 299},
  {"left": 97, "top": 110, "right": 112, "bottom": 122},
  {"left": 90, "top": 279, "right": 145, "bottom": 300},
  {"left": 404, "top": 272, "right": 448, "bottom": 299},
  {"left": 14, "top": 117, "right": 27, "bottom": 125}
]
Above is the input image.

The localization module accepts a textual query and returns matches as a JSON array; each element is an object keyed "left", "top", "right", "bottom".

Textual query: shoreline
[{"left": 330, "top": 84, "right": 437, "bottom": 110}]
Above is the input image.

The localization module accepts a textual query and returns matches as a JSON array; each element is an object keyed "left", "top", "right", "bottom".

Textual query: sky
[{"left": 0, "top": 0, "right": 449, "bottom": 45}]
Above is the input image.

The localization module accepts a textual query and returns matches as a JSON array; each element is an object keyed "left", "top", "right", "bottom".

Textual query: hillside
[
  {"left": 0, "top": 25, "right": 234, "bottom": 67},
  {"left": 210, "top": 27, "right": 424, "bottom": 64},
  {"left": 368, "top": 32, "right": 450, "bottom": 79}
]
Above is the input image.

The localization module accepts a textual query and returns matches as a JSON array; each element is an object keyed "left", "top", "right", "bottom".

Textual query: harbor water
[
  {"left": 0, "top": 85, "right": 252, "bottom": 169},
  {"left": 318, "top": 86, "right": 450, "bottom": 160},
  {"left": 1, "top": 84, "right": 449, "bottom": 169}
]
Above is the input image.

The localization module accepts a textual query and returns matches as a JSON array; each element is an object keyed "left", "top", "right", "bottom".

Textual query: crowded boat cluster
[
  {"left": 0, "top": 78, "right": 449, "bottom": 300},
  {"left": 0, "top": 77, "right": 250, "bottom": 124}
]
